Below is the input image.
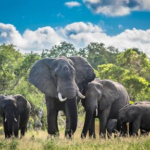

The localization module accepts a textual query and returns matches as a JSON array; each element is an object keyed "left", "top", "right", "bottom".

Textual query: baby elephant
[
  {"left": 118, "top": 101, "right": 150, "bottom": 136},
  {"left": 0, "top": 94, "right": 31, "bottom": 138}
]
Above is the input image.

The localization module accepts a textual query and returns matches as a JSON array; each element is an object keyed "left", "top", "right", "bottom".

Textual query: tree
[
  {"left": 0, "top": 44, "right": 23, "bottom": 92},
  {"left": 98, "top": 64, "right": 129, "bottom": 82},
  {"left": 123, "top": 75, "right": 149, "bottom": 101},
  {"left": 117, "top": 49, "right": 150, "bottom": 79},
  {"left": 41, "top": 41, "right": 77, "bottom": 58},
  {"left": 79, "top": 42, "right": 119, "bottom": 69}
]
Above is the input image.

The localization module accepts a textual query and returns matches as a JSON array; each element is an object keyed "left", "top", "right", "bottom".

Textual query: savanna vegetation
[{"left": 0, "top": 42, "right": 150, "bottom": 149}]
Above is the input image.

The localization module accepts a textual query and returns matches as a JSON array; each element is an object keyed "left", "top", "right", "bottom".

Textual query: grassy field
[{"left": 0, "top": 126, "right": 150, "bottom": 150}]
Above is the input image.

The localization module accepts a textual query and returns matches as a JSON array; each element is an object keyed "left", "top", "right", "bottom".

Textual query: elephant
[
  {"left": 29, "top": 56, "right": 95, "bottom": 138},
  {"left": 0, "top": 94, "right": 31, "bottom": 138},
  {"left": 106, "top": 119, "right": 127, "bottom": 138},
  {"left": 106, "top": 119, "right": 118, "bottom": 138},
  {"left": 81, "top": 78, "right": 129, "bottom": 138},
  {"left": 118, "top": 101, "right": 150, "bottom": 136}
]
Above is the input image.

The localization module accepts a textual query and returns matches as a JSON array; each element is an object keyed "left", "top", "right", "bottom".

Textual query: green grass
[{"left": 0, "top": 129, "right": 150, "bottom": 150}]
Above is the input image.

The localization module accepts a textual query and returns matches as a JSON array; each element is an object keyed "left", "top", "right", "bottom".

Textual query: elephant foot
[
  {"left": 99, "top": 133, "right": 106, "bottom": 139},
  {"left": 81, "top": 133, "right": 86, "bottom": 139},
  {"left": 65, "top": 129, "right": 73, "bottom": 139},
  {"left": 47, "top": 132, "right": 60, "bottom": 139},
  {"left": 107, "top": 134, "right": 112, "bottom": 139},
  {"left": 89, "top": 133, "right": 96, "bottom": 139}
]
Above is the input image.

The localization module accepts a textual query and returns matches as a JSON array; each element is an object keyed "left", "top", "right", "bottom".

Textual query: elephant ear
[
  {"left": 0, "top": 95, "right": 5, "bottom": 115},
  {"left": 14, "top": 94, "right": 28, "bottom": 114},
  {"left": 29, "top": 58, "right": 56, "bottom": 96},
  {"left": 69, "top": 56, "right": 95, "bottom": 90},
  {"left": 0, "top": 95, "right": 5, "bottom": 102},
  {"left": 0, "top": 95, "right": 6, "bottom": 114},
  {"left": 98, "top": 80, "right": 119, "bottom": 110},
  {"left": 127, "top": 106, "right": 140, "bottom": 119}
]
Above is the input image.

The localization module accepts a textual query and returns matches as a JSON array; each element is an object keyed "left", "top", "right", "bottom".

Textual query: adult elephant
[
  {"left": 81, "top": 78, "right": 129, "bottom": 138},
  {"left": 0, "top": 94, "right": 31, "bottom": 138},
  {"left": 29, "top": 56, "right": 95, "bottom": 137}
]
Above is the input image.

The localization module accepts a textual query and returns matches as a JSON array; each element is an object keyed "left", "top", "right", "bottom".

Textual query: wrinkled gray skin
[
  {"left": 118, "top": 101, "right": 150, "bottom": 136},
  {"left": 81, "top": 78, "right": 129, "bottom": 138},
  {"left": 29, "top": 56, "right": 95, "bottom": 138},
  {"left": 0, "top": 95, "right": 31, "bottom": 138},
  {"left": 106, "top": 119, "right": 121, "bottom": 138}
]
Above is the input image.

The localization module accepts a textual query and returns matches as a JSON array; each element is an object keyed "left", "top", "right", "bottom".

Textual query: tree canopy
[{"left": 0, "top": 42, "right": 150, "bottom": 112}]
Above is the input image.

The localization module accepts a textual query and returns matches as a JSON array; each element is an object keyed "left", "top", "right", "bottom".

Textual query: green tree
[
  {"left": 80, "top": 42, "right": 119, "bottom": 69},
  {"left": 117, "top": 49, "right": 150, "bottom": 79},
  {"left": 98, "top": 64, "right": 129, "bottom": 82},
  {"left": 0, "top": 44, "right": 23, "bottom": 92},
  {"left": 41, "top": 41, "right": 77, "bottom": 58},
  {"left": 123, "top": 75, "right": 149, "bottom": 101}
]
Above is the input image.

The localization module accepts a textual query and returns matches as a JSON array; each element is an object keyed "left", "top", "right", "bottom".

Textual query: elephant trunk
[
  {"left": 66, "top": 98, "right": 78, "bottom": 137},
  {"left": 57, "top": 80, "right": 85, "bottom": 100},
  {"left": 81, "top": 106, "right": 95, "bottom": 138},
  {"left": 5, "top": 113, "right": 19, "bottom": 138},
  {"left": 7, "top": 117, "right": 14, "bottom": 137}
]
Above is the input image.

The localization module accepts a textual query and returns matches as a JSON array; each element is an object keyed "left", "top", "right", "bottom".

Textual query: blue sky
[{"left": 0, "top": 0, "right": 150, "bottom": 55}]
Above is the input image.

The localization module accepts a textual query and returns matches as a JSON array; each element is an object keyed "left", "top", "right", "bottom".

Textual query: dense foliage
[{"left": 0, "top": 42, "right": 150, "bottom": 128}]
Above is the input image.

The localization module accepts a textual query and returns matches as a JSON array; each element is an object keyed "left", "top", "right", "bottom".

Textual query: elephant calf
[
  {"left": 118, "top": 101, "right": 150, "bottom": 136},
  {"left": 81, "top": 78, "right": 129, "bottom": 138},
  {"left": 0, "top": 94, "right": 31, "bottom": 138}
]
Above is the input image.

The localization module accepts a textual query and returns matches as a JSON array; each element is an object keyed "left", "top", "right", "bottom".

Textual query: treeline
[{"left": 0, "top": 42, "right": 150, "bottom": 113}]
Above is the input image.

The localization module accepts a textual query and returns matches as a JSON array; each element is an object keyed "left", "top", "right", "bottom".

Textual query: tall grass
[{"left": 0, "top": 130, "right": 150, "bottom": 150}]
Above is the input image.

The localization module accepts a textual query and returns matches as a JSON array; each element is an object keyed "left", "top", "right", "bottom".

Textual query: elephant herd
[{"left": 0, "top": 56, "right": 150, "bottom": 139}]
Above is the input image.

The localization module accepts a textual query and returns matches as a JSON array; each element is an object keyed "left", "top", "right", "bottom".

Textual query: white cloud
[
  {"left": 0, "top": 23, "right": 62, "bottom": 53},
  {"left": 65, "top": 1, "right": 81, "bottom": 8},
  {"left": 83, "top": 0, "right": 150, "bottom": 16},
  {"left": 0, "top": 23, "right": 25, "bottom": 47},
  {"left": 0, "top": 22, "right": 150, "bottom": 57}
]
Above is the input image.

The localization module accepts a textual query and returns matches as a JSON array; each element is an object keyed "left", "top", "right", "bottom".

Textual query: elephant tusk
[
  {"left": 77, "top": 90, "right": 85, "bottom": 99},
  {"left": 5, "top": 118, "right": 7, "bottom": 122},
  {"left": 14, "top": 118, "right": 17, "bottom": 122},
  {"left": 58, "top": 93, "right": 67, "bottom": 102},
  {"left": 96, "top": 108, "right": 98, "bottom": 116}
]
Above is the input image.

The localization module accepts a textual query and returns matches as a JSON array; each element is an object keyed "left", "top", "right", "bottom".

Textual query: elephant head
[
  {"left": 118, "top": 104, "right": 140, "bottom": 125},
  {"left": 29, "top": 56, "right": 95, "bottom": 134},
  {"left": 84, "top": 79, "right": 119, "bottom": 112},
  {"left": 0, "top": 94, "right": 29, "bottom": 137}
]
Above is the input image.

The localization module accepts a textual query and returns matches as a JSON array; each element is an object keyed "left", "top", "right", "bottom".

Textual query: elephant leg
[
  {"left": 46, "top": 96, "right": 58, "bottom": 136},
  {"left": 14, "top": 122, "right": 19, "bottom": 138},
  {"left": 65, "top": 116, "right": 70, "bottom": 138},
  {"left": 129, "top": 122, "right": 133, "bottom": 136},
  {"left": 81, "top": 108, "right": 95, "bottom": 139},
  {"left": 120, "top": 123, "right": 127, "bottom": 137},
  {"left": 89, "top": 117, "right": 96, "bottom": 139},
  {"left": 99, "top": 107, "right": 111, "bottom": 138},
  {"left": 131, "top": 119, "right": 141, "bottom": 136},
  {"left": 20, "top": 127, "right": 26, "bottom": 138},
  {"left": 3, "top": 121, "right": 9, "bottom": 138},
  {"left": 141, "top": 130, "right": 148, "bottom": 136},
  {"left": 55, "top": 110, "right": 59, "bottom": 137},
  {"left": 65, "top": 105, "right": 72, "bottom": 138},
  {"left": 107, "top": 130, "right": 112, "bottom": 139}
]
